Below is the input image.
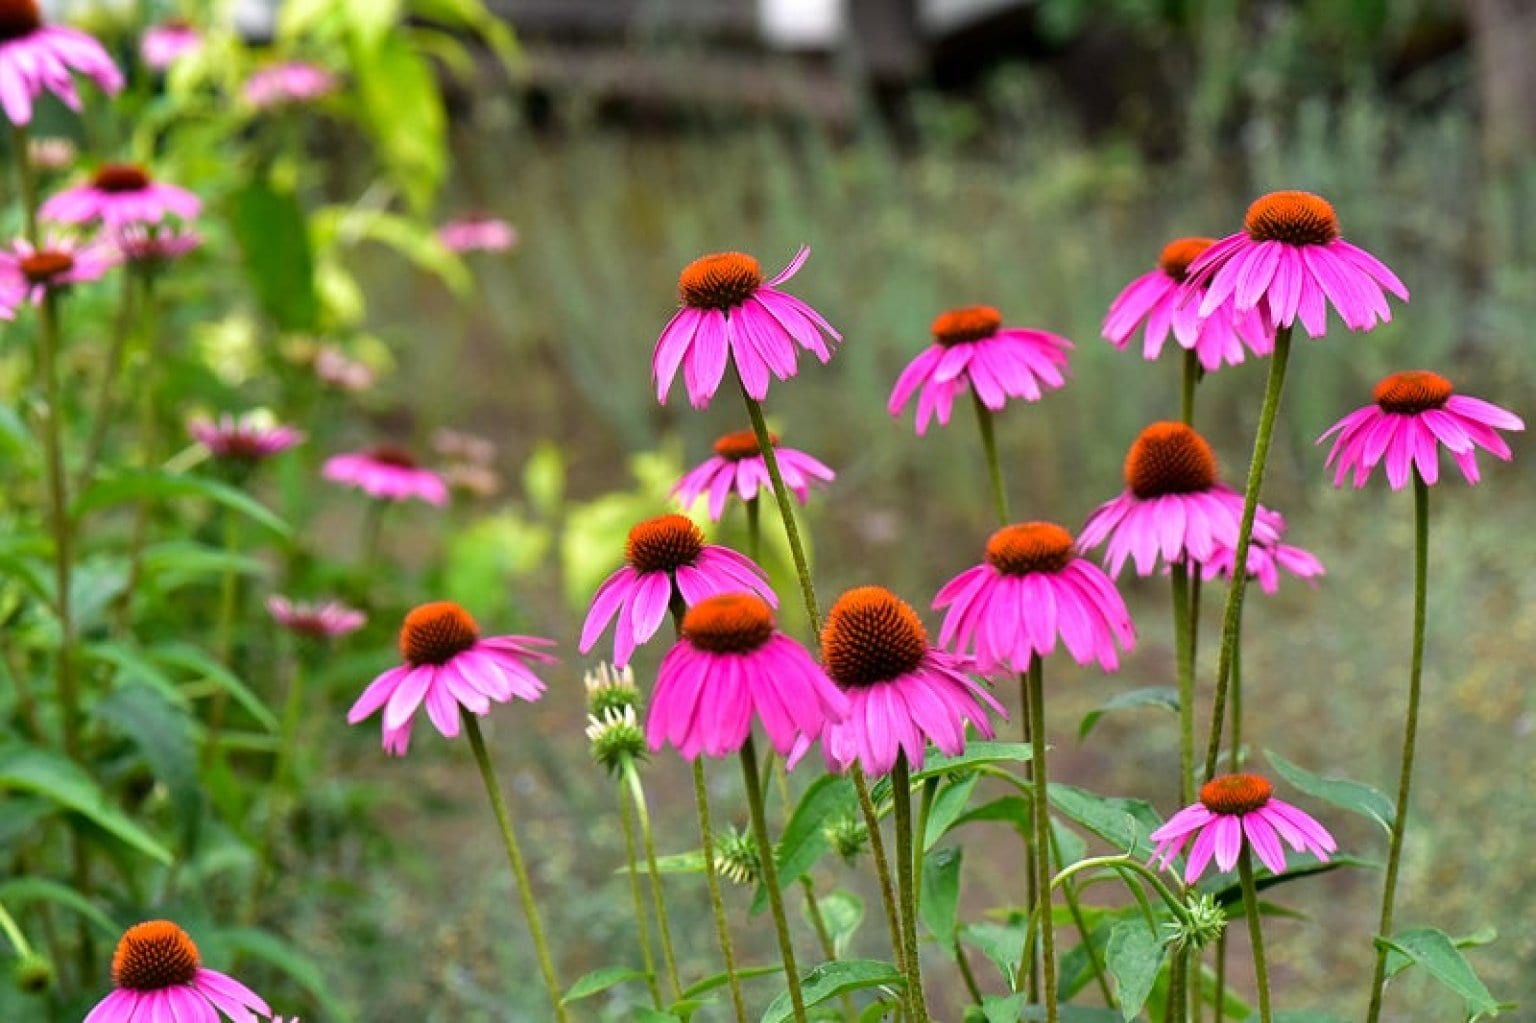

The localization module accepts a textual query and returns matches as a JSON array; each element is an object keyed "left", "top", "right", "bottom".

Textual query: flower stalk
[
  {"left": 740, "top": 735, "right": 808, "bottom": 1022},
  {"left": 622, "top": 758, "right": 682, "bottom": 1001},
  {"left": 1238, "top": 847, "right": 1273, "bottom": 1023},
  {"left": 617, "top": 782, "right": 664, "bottom": 1008},
  {"left": 892, "top": 753, "right": 929, "bottom": 1022},
  {"left": 1026, "top": 657, "right": 1060, "bottom": 1023}
]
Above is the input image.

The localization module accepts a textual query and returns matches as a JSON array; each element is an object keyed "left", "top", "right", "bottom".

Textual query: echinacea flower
[
  {"left": 0, "top": 0, "right": 123, "bottom": 126},
  {"left": 189, "top": 412, "right": 303, "bottom": 462},
  {"left": 805, "top": 586, "right": 1005, "bottom": 777},
  {"left": 115, "top": 222, "right": 201, "bottom": 266},
  {"left": 83, "top": 920, "right": 269, "bottom": 1023},
  {"left": 672, "top": 428, "right": 834, "bottom": 521},
  {"left": 935, "top": 521, "right": 1135, "bottom": 673},
  {"left": 140, "top": 21, "right": 202, "bottom": 71},
  {"left": 1080, "top": 421, "right": 1279, "bottom": 577},
  {"left": 1200, "top": 527, "right": 1325, "bottom": 596},
  {"left": 654, "top": 246, "right": 840, "bottom": 409},
  {"left": 1150, "top": 773, "right": 1336, "bottom": 883},
  {"left": 1319, "top": 370, "right": 1524, "bottom": 490},
  {"left": 1102, "top": 237, "right": 1272, "bottom": 371},
  {"left": 347, "top": 601, "right": 554, "bottom": 755},
  {"left": 432, "top": 427, "right": 497, "bottom": 465},
  {"left": 243, "top": 61, "right": 336, "bottom": 109},
  {"left": 647, "top": 592, "right": 847, "bottom": 760},
  {"left": 42, "top": 163, "right": 201, "bottom": 228},
  {"left": 1188, "top": 191, "right": 1408, "bottom": 337},
  {"left": 580, "top": 514, "right": 776, "bottom": 668},
  {"left": 0, "top": 234, "right": 117, "bottom": 306},
  {"left": 313, "top": 345, "right": 375, "bottom": 392},
  {"left": 322, "top": 446, "right": 448, "bottom": 506},
  {"left": 889, "top": 306, "right": 1072, "bottom": 435},
  {"left": 437, "top": 215, "right": 517, "bottom": 254},
  {"left": 266, "top": 595, "right": 366, "bottom": 639}
]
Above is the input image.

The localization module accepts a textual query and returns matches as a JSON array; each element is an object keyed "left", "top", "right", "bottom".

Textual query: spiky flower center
[
  {"left": 626, "top": 514, "right": 705, "bottom": 574},
  {"left": 822, "top": 586, "right": 928, "bottom": 688},
  {"left": 1373, "top": 370, "right": 1453, "bottom": 414},
  {"left": 1199, "top": 773, "right": 1274, "bottom": 816},
  {"left": 683, "top": 593, "right": 775, "bottom": 654},
  {"left": 92, "top": 163, "right": 152, "bottom": 193},
  {"left": 713, "top": 428, "right": 776, "bottom": 461},
  {"left": 678, "top": 252, "right": 762, "bottom": 311},
  {"left": 367, "top": 444, "right": 417, "bottom": 469},
  {"left": 1157, "top": 237, "right": 1215, "bottom": 283},
  {"left": 19, "top": 250, "right": 73, "bottom": 283},
  {"left": 985, "top": 522, "right": 1076, "bottom": 576},
  {"left": 399, "top": 601, "right": 479, "bottom": 666},
  {"left": 1243, "top": 191, "right": 1339, "bottom": 247},
  {"left": 931, "top": 305, "right": 1002, "bottom": 346},
  {"left": 1125, "top": 422, "right": 1218, "bottom": 499},
  {"left": 0, "top": 0, "right": 41, "bottom": 42},
  {"left": 111, "top": 921, "right": 200, "bottom": 992}
]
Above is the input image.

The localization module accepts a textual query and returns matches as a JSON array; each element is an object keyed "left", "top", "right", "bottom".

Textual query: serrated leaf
[
  {"left": 1376, "top": 927, "right": 1508, "bottom": 1020},
  {"left": 74, "top": 470, "right": 289, "bottom": 537},
  {"left": 761, "top": 960, "right": 903, "bottom": 1023},
  {"left": 920, "top": 846, "right": 963, "bottom": 948},
  {"left": 561, "top": 965, "right": 650, "bottom": 1004},
  {"left": 912, "top": 741, "right": 1035, "bottom": 781},
  {"left": 1048, "top": 783, "right": 1163, "bottom": 859},
  {"left": 0, "top": 744, "right": 171, "bottom": 863},
  {"left": 0, "top": 877, "right": 120, "bottom": 937},
  {"left": 924, "top": 775, "right": 980, "bottom": 850},
  {"left": 1265, "top": 749, "right": 1395, "bottom": 835},
  {"left": 1079, "top": 687, "right": 1179, "bottom": 740},
  {"left": 1105, "top": 919, "right": 1165, "bottom": 1020}
]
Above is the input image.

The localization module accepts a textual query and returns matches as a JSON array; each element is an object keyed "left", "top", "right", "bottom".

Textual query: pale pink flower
[
  {"left": 83, "top": 920, "right": 269, "bottom": 1023},
  {"left": 322, "top": 446, "right": 448, "bottom": 505},
  {"left": 437, "top": 216, "right": 517, "bottom": 254},
  {"left": 115, "top": 223, "right": 201, "bottom": 265},
  {"left": 189, "top": 412, "right": 303, "bottom": 462},
  {"left": 42, "top": 163, "right": 200, "bottom": 228},
  {"left": 672, "top": 428, "right": 833, "bottom": 521},
  {"left": 244, "top": 61, "right": 336, "bottom": 109},
  {"left": 313, "top": 346, "right": 376, "bottom": 392},
  {"left": 140, "top": 21, "right": 202, "bottom": 71},
  {"left": 267, "top": 596, "right": 366, "bottom": 639},
  {"left": 1150, "top": 773, "right": 1336, "bottom": 883},
  {"left": 0, "top": 1, "right": 123, "bottom": 126}
]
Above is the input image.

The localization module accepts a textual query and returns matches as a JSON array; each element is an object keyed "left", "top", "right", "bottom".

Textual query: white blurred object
[{"left": 759, "top": 0, "right": 844, "bottom": 50}]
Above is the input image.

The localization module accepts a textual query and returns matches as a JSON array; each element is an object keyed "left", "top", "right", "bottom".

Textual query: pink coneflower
[
  {"left": 805, "top": 586, "right": 1005, "bottom": 777},
  {"left": 672, "top": 428, "right": 834, "bottom": 521},
  {"left": 647, "top": 593, "right": 847, "bottom": 759},
  {"left": 889, "top": 306, "right": 1072, "bottom": 435},
  {"left": 243, "top": 61, "right": 336, "bottom": 109},
  {"left": 347, "top": 601, "right": 554, "bottom": 755},
  {"left": 1150, "top": 773, "right": 1336, "bottom": 883},
  {"left": 432, "top": 427, "right": 497, "bottom": 465},
  {"left": 654, "top": 247, "right": 840, "bottom": 409},
  {"left": 0, "top": 234, "right": 117, "bottom": 305},
  {"left": 313, "top": 345, "right": 375, "bottom": 392},
  {"left": 83, "top": 920, "right": 270, "bottom": 1023},
  {"left": 1103, "top": 237, "right": 1272, "bottom": 371},
  {"left": 1319, "top": 370, "right": 1523, "bottom": 490},
  {"left": 140, "top": 20, "right": 202, "bottom": 71},
  {"left": 267, "top": 595, "right": 366, "bottom": 639},
  {"left": 935, "top": 522, "right": 1135, "bottom": 674},
  {"left": 1188, "top": 191, "right": 1408, "bottom": 337},
  {"left": 115, "top": 223, "right": 200, "bottom": 266},
  {"left": 1201, "top": 529, "right": 1325, "bottom": 595},
  {"left": 322, "top": 446, "right": 448, "bottom": 505},
  {"left": 0, "top": 0, "right": 122, "bottom": 126},
  {"left": 437, "top": 215, "right": 517, "bottom": 254},
  {"left": 189, "top": 412, "right": 303, "bottom": 462},
  {"left": 1080, "top": 421, "right": 1278, "bottom": 577},
  {"left": 42, "top": 163, "right": 201, "bottom": 228},
  {"left": 580, "top": 514, "right": 776, "bottom": 668}
]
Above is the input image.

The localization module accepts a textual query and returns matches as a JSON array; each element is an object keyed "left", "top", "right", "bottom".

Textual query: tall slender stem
[
  {"left": 1166, "top": 946, "right": 1188, "bottom": 1023},
  {"left": 738, "top": 379, "right": 819, "bottom": 630},
  {"left": 1172, "top": 564, "right": 1195, "bottom": 805},
  {"left": 1048, "top": 826, "right": 1114, "bottom": 1007},
  {"left": 35, "top": 292, "right": 79, "bottom": 760},
  {"left": 1026, "top": 658, "right": 1060, "bottom": 1023},
  {"left": 892, "top": 754, "right": 929, "bottom": 1022},
  {"left": 461, "top": 714, "right": 568, "bottom": 1021},
  {"left": 744, "top": 495, "right": 761, "bottom": 562},
  {"left": 1180, "top": 349, "right": 1200, "bottom": 426},
  {"left": 1020, "top": 671, "right": 1040, "bottom": 1003},
  {"left": 1228, "top": 615, "right": 1244, "bottom": 773},
  {"left": 248, "top": 648, "right": 309, "bottom": 915},
  {"left": 114, "top": 276, "right": 161, "bottom": 632},
  {"left": 692, "top": 759, "right": 746, "bottom": 1022},
  {"left": 618, "top": 779, "right": 664, "bottom": 1008},
  {"left": 1204, "top": 326, "right": 1292, "bottom": 782},
  {"left": 201, "top": 509, "right": 242, "bottom": 770},
  {"left": 1238, "top": 848, "right": 1272, "bottom": 1023},
  {"left": 971, "top": 394, "right": 1010, "bottom": 524},
  {"left": 623, "top": 760, "right": 682, "bottom": 1001},
  {"left": 853, "top": 768, "right": 907, "bottom": 978},
  {"left": 77, "top": 268, "right": 140, "bottom": 492},
  {"left": 1215, "top": 931, "right": 1228, "bottom": 1021},
  {"left": 741, "top": 736, "right": 807, "bottom": 1022},
  {"left": 11, "top": 124, "right": 38, "bottom": 243},
  {"left": 1364, "top": 475, "right": 1429, "bottom": 1023}
]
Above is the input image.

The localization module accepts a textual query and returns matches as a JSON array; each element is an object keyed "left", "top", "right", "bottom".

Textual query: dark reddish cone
[
  {"left": 0, "top": 0, "right": 42, "bottom": 42},
  {"left": 713, "top": 428, "right": 777, "bottom": 461},
  {"left": 625, "top": 514, "right": 705, "bottom": 573},
  {"left": 1157, "top": 238, "right": 1216, "bottom": 283},
  {"left": 1124, "top": 421, "right": 1219, "bottom": 499},
  {"left": 821, "top": 586, "right": 928, "bottom": 688},
  {"left": 985, "top": 522, "right": 1076, "bottom": 576},
  {"left": 91, "top": 163, "right": 152, "bottom": 193}
]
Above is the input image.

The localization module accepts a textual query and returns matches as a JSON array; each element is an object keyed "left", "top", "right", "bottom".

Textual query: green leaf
[
  {"left": 949, "top": 795, "right": 1031, "bottom": 837},
  {"left": 0, "top": 876, "right": 120, "bottom": 937},
  {"left": 811, "top": 890, "right": 864, "bottom": 959},
  {"left": 679, "top": 963, "right": 782, "bottom": 999},
  {"left": 965, "top": 993, "right": 1027, "bottom": 1023},
  {"left": 140, "top": 542, "right": 270, "bottom": 593},
  {"left": 764, "top": 773, "right": 856, "bottom": 896},
  {"left": 1266, "top": 1013, "right": 1352, "bottom": 1022},
  {"left": 616, "top": 850, "right": 707, "bottom": 876},
  {"left": 350, "top": 34, "right": 446, "bottom": 213},
  {"left": 1266, "top": 749, "right": 1395, "bottom": 835},
  {"left": 912, "top": 741, "right": 1034, "bottom": 781},
  {"left": 0, "top": 744, "right": 171, "bottom": 863},
  {"left": 761, "top": 960, "right": 903, "bottom": 1023},
  {"left": 1079, "top": 687, "right": 1179, "bottom": 740},
  {"left": 1048, "top": 783, "right": 1163, "bottom": 859},
  {"left": 1206, "top": 854, "right": 1376, "bottom": 905},
  {"left": 1105, "top": 919, "right": 1166, "bottom": 1020},
  {"left": 82, "top": 642, "right": 188, "bottom": 708},
  {"left": 152, "top": 643, "right": 279, "bottom": 732},
  {"left": 218, "top": 927, "right": 350, "bottom": 1020},
  {"left": 229, "top": 179, "right": 318, "bottom": 331},
  {"left": 92, "top": 684, "right": 201, "bottom": 835},
  {"left": 74, "top": 470, "right": 290, "bottom": 537},
  {"left": 961, "top": 922, "right": 1027, "bottom": 988},
  {"left": 1375, "top": 927, "right": 1508, "bottom": 1020},
  {"left": 924, "top": 774, "right": 980, "bottom": 850},
  {"left": 920, "top": 846, "right": 963, "bottom": 948},
  {"left": 408, "top": 0, "right": 523, "bottom": 77},
  {"left": 562, "top": 965, "right": 650, "bottom": 1004},
  {"left": 1384, "top": 927, "right": 1497, "bottom": 979},
  {"left": 634, "top": 1010, "right": 683, "bottom": 1023}
]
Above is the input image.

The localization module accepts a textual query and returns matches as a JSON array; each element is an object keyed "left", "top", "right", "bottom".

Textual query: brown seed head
[
  {"left": 1243, "top": 191, "right": 1340, "bottom": 247},
  {"left": 1157, "top": 237, "right": 1216, "bottom": 283},
  {"left": 1199, "top": 774, "right": 1275, "bottom": 816},
  {"left": 821, "top": 586, "right": 929, "bottom": 688},
  {"left": 678, "top": 252, "right": 763, "bottom": 310},
  {"left": 931, "top": 305, "right": 1002, "bottom": 346},
  {"left": 985, "top": 522, "right": 1076, "bottom": 576},
  {"left": 683, "top": 593, "right": 776, "bottom": 654},
  {"left": 111, "top": 921, "right": 200, "bottom": 992},
  {"left": 1373, "top": 370, "right": 1453, "bottom": 415},
  {"left": 626, "top": 514, "right": 705, "bottom": 574},
  {"left": 399, "top": 601, "right": 480, "bottom": 666},
  {"left": 1124, "top": 422, "right": 1219, "bottom": 499}
]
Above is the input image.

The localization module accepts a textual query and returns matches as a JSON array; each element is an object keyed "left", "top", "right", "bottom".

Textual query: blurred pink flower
[
  {"left": 1200, "top": 524, "right": 1325, "bottom": 595},
  {"left": 42, "top": 163, "right": 200, "bottom": 228},
  {"left": 115, "top": 223, "right": 201, "bottom": 266},
  {"left": 1151, "top": 773, "right": 1336, "bottom": 883},
  {"left": 437, "top": 215, "right": 517, "bottom": 254},
  {"left": 140, "top": 21, "right": 202, "bottom": 71},
  {"left": 244, "top": 61, "right": 335, "bottom": 109},
  {"left": 0, "top": 233, "right": 117, "bottom": 306},
  {"left": 189, "top": 412, "right": 303, "bottom": 462},
  {"left": 267, "top": 596, "right": 366, "bottom": 639},
  {"left": 347, "top": 601, "right": 554, "bottom": 756},
  {"left": 323, "top": 446, "right": 448, "bottom": 505},
  {"left": 313, "top": 346, "right": 376, "bottom": 392},
  {"left": 83, "top": 920, "right": 269, "bottom": 1023},
  {"left": 672, "top": 428, "right": 833, "bottom": 521},
  {"left": 0, "top": 1, "right": 123, "bottom": 125}
]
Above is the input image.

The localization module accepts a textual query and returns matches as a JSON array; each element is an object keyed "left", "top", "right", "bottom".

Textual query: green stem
[
  {"left": 461, "top": 713, "right": 568, "bottom": 1022},
  {"left": 201, "top": 509, "right": 242, "bottom": 770},
  {"left": 741, "top": 736, "right": 807, "bottom": 1022},
  {"left": 624, "top": 759, "right": 682, "bottom": 1001},
  {"left": 618, "top": 778, "right": 665, "bottom": 1008},
  {"left": 955, "top": 943, "right": 985, "bottom": 1005},
  {"left": 1204, "top": 326, "right": 1292, "bottom": 782},
  {"left": 738, "top": 377, "right": 819, "bottom": 631},
  {"left": 892, "top": 754, "right": 929, "bottom": 1022},
  {"left": 1018, "top": 672, "right": 1040, "bottom": 1002},
  {"left": 853, "top": 768, "right": 908, "bottom": 980},
  {"left": 76, "top": 267, "right": 140, "bottom": 493},
  {"left": 1215, "top": 931, "right": 1228, "bottom": 1021},
  {"left": 1027, "top": 658, "right": 1060, "bottom": 1023},
  {"left": 0, "top": 899, "right": 33, "bottom": 959},
  {"left": 1364, "top": 475, "right": 1429, "bottom": 1023},
  {"left": 1238, "top": 848, "right": 1272, "bottom": 1023},
  {"left": 1172, "top": 564, "right": 1195, "bottom": 805},
  {"left": 1228, "top": 612, "right": 1244, "bottom": 773},
  {"left": 1181, "top": 349, "right": 1200, "bottom": 426},
  {"left": 971, "top": 393, "right": 1010, "bottom": 524},
  {"left": 247, "top": 648, "right": 308, "bottom": 916},
  {"left": 11, "top": 124, "right": 38, "bottom": 243},
  {"left": 1167, "top": 946, "right": 1188, "bottom": 1023},
  {"left": 744, "top": 495, "right": 761, "bottom": 562},
  {"left": 1049, "top": 827, "right": 1115, "bottom": 1008},
  {"left": 913, "top": 776, "right": 937, "bottom": 920},
  {"left": 36, "top": 292, "right": 79, "bottom": 761},
  {"left": 113, "top": 275, "right": 161, "bottom": 633},
  {"left": 692, "top": 759, "right": 747, "bottom": 1022}
]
